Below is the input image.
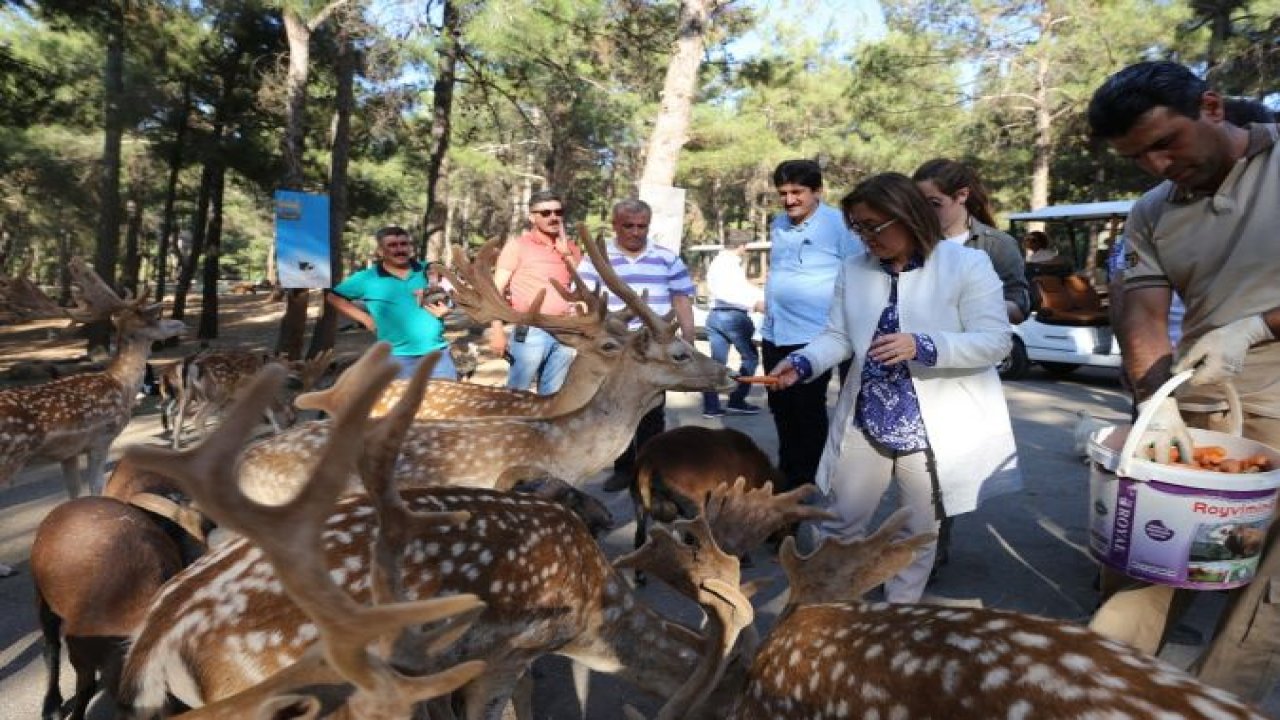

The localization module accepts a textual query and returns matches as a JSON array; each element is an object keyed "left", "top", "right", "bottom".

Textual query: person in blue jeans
[
  {"left": 702, "top": 235, "right": 764, "bottom": 417},
  {"left": 327, "top": 226, "right": 457, "bottom": 379}
]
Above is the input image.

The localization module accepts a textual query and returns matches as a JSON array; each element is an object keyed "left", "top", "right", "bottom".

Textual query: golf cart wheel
[
  {"left": 1039, "top": 361, "right": 1082, "bottom": 377},
  {"left": 998, "top": 336, "right": 1029, "bottom": 380}
]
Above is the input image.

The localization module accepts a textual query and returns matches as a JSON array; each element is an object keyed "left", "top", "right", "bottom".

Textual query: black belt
[{"left": 709, "top": 307, "right": 748, "bottom": 313}]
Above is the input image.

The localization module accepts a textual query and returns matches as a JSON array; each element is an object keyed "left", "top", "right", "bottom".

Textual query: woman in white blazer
[{"left": 769, "top": 173, "right": 1021, "bottom": 602}]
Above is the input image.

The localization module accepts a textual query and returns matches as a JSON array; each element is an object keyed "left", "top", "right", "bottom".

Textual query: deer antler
[
  {"left": 700, "top": 478, "right": 837, "bottom": 558},
  {"left": 615, "top": 516, "right": 753, "bottom": 720},
  {"left": 293, "top": 349, "right": 335, "bottom": 393},
  {"left": 578, "top": 224, "right": 674, "bottom": 338},
  {"left": 443, "top": 241, "right": 605, "bottom": 337},
  {"left": 778, "top": 508, "right": 936, "bottom": 609},
  {"left": 293, "top": 343, "right": 407, "bottom": 416},
  {"left": 65, "top": 257, "right": 125, "bottom": 323},
  {"left": 125, "top": 344, "right": 486, "bottom": 716}
]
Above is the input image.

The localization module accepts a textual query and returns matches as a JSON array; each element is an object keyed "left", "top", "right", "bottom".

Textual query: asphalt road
[{"left": 1, "top": 363, "right": 1267, "bottom": 719}]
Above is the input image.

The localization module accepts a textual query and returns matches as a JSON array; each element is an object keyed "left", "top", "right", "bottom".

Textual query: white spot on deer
[
  {"left": 888, "top": 707, "right": 908, "bottom": 720},
  {"left": 981, "top": 667, "right": 1011, "bottom": 690},
  {"left": 946, "top": 632, "right": 982, "bottom": 651},
  {"left": 861, "top": 682, "right": 887, "bottom": 702},
  {"left": 984, "top": 618, "right": 1011, "bottom": 631},
  {"left": 941, "top": 658, "right": 962, "bottom": 693},
  {"left": 1006, "top": 700, "right": 1033, "bottom": 720},
  {"left": 1011, "top": 631, "right": 1051, "bottom": 648},
  {"left": 865, "top": 643, "right": 883, "bottom": 660},
  {"left": 440, "top": 560, "right": 454, "bottom": 575},
  {"left": 1059, "top": 653, "right": 1094, "bottom": 674}
]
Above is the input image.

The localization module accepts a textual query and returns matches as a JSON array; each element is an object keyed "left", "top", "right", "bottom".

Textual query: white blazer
[{"left": 799, "top": 241, "right": 1022, "bottom": 516}]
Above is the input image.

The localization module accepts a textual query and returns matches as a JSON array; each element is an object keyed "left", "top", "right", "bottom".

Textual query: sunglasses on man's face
[{"left": 533, "top": 208, "right": 565, "bottom": 218}]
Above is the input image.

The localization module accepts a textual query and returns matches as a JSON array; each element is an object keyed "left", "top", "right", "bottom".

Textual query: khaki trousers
[{"left": 1089, "top": 412, "right": 1280, "bottom": 701}]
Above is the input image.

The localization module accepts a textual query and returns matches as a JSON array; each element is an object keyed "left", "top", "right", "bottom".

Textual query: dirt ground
[{"left": 0, "top": 291, "right": 506, "bottom": 392}]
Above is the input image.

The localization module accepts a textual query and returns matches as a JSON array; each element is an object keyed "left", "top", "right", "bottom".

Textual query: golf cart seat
[{"left": 1034, "top": 275, "right": 1109, "bottom": 326}]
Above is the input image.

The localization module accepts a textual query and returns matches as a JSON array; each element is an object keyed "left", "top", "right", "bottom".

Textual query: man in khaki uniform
[{"left": 1088, "top": 61, "right": 1280, "bottom": 702}]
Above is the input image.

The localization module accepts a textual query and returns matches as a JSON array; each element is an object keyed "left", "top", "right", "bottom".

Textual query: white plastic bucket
[{"left": 1087, "top": 372, "right": 1280, "bottom": 589}]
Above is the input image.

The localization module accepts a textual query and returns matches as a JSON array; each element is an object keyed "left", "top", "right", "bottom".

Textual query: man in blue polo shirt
[
  {"left": 763, "top": 159, "right": 860, "bottom": 492},
  {"left": 327, "top": 225, "right": 456, "bottom": 379}
]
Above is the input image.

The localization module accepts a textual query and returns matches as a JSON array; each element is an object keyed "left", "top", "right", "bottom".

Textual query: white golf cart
[{"left": 999, "top": 200, "right": 1133, "bottom": 380}]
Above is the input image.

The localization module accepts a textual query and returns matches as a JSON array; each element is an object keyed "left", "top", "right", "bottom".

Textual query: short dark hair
[
  {"left": 375, "top": 225, "right": 410, "bottom": 243},
  {"left": 1088, "top": 61, "right": 1208, "bottom": 139},
  {"left": 772, "top": 159, "right": 823, "bottom": 191},
  {"left": 528, "top": 190, "right": 564, "bottom": 209},
  {"left": 724, "top": 233, "right": 752, "bottom": 249},
  {"left": 841, "top": 173, "right": 942, "bottom": 258}
]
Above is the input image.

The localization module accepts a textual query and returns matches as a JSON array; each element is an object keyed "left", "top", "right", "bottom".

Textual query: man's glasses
[
  {"left": 533, "top": 208, "right": 565, "bottom": 218},
  {"left": 849, "top": 218, "right": 897, "bottom": 237}
]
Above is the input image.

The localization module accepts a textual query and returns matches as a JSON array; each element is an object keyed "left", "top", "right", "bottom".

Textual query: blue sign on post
[{"left": 274, "top": 190, "right": 331, "bottom": 288}]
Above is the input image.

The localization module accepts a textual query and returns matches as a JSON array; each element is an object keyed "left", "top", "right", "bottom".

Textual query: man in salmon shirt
[{"left": 490, "top": 190, "right": 584, "bottom": 394}]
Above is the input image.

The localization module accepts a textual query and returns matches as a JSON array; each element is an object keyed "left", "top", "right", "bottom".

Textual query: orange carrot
[{"left": 736, "top": 376, "right": 781, "bottom": 387}]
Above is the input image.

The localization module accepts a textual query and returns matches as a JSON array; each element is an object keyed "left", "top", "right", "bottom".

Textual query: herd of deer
[{"left": 1, "top": 236, "right": 1271, "bottom": 719}]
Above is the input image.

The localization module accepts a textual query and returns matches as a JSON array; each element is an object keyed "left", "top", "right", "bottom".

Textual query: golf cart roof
[{"left": 1007, "top": 200, "right": 1134, "bottom": 222}]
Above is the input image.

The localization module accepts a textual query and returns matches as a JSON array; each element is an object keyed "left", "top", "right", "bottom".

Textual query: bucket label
[{"left": 1090, "top": 470, "right": 1278, "bottom": 590}]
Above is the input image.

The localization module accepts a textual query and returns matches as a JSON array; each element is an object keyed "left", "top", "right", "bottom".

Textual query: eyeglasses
[
  {"left": 849, "top": 218, "right": 897, "bottom": 237},
  {"left": 533, "top": 208, "right": 565, "bottom": 218}
]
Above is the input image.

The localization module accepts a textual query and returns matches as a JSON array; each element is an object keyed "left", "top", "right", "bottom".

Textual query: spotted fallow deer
[
  {"left": 365, "top": 238, "right": 628, "bottom": 421},
  {"left": 0, "top": 259, "right": 184, "bottom": 498},
  {"left": 235, "top": 234, "right": 735, "bottom": 504},
  {"left": 117, "top": 346, "right": 766, "bottom": 719},
  {"left": 119, "top": 347, "right": 486, "bottom": 719},
  {"left": 167, "top": 348, "right": 334, "bottom": 449}
]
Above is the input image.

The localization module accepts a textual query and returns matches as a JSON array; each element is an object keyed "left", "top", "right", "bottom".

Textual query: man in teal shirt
[{"left": 327, "top": 226, "right": 456, "bottom": 379}]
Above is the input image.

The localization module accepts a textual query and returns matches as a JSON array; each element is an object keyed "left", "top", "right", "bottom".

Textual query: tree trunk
[
  {"left": 1030, "top": 46, "right": 1053, "bottom": 211},
  {"left": 420, "top": 0, "right": 461, "bottom": 263},
  {"left": 275, "top": 8, "right": 315, "bottom": 359},
  {"left": 638, "top": 0, "right": 716, "bottom": 189},
  {"left": 198, "top": 158, "right": 226, "bottom": 340},
  {"left": 307, "top": 24, "right": 356, "bottom": 359},
  {"left": 94, "top": 2, "right": 126, "bottom": 289},
  {"left": 156, "top": 84, "right": 191, "bottom": 301},
  {"left": 172, "top": 159, "right": 213, "bottom": 323},
  {"left": 57, "top": 230, "right": 73, "bottom": 306}
]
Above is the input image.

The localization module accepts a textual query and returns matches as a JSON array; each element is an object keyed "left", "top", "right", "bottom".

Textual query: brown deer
[
  {"left": 364, "top": 239, "right": 628, "bottom": 421},
  {"left": 627, "top": 426, "right": 785, "bottom": 556},
  {"left": 118, "top": 348, "right": 803, "bottom": 720},
  {"left": 0, "top": 259, "right": 184, "bottom": 498},
  {"left": 33, "top": 457, "right": 212, "bottom": 720},
  {"left": 168, "top": 349, "right": 334, "bottom": 448},
  {"left": 235, "top": 233, "right": 734, "bottom": 504},
  {"left": 119, "top": 346, "right": 486, "bottom": 719}
]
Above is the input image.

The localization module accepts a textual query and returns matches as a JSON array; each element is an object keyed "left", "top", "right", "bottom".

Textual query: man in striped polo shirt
[{"left": 577, "top": 199, "right": 698, "bottom": 490}]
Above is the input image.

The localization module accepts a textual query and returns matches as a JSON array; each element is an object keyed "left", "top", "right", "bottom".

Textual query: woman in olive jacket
[{"left": 913, "top": 158, "right": 1031, "bottom": 324}]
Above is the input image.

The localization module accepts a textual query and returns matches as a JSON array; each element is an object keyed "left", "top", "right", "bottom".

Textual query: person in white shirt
[{"left": 702, "top": 235, "right": 765, "bottom": 417}]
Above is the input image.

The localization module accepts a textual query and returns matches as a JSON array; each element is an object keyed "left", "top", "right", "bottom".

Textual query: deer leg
[
  {"left": 39, "top": 596, "right": 64, "bottom": 720},
  {"left": 59, "top": 457, "right": 81, "bottom": 500},
  {"left": 65, "top": 639, "right": 99, "bottom": 720},
  {"left": 85, "top": 444, "right": 109, "bottom": 496}
]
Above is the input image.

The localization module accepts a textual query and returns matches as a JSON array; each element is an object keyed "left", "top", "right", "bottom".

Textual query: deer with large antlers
[
  {"left": 235, "top": 233, "right": 734, "bottom": 504},
  {"left": 0, "top": 259, "right": 184, "bottom": 498},
  {"left": 118, "top": 345, "right": 783, "bottom": 719},
  {"left": 119, "top": 346, "right": 486, "bottom": 719},
  {"left": 365, "top": 239, "right": 628, "bottom": 421}
]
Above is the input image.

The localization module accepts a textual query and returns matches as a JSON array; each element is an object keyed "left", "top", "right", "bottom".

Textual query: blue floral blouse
[{"left": 854, "top": 255, "right": 937, "bottom": 451}]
